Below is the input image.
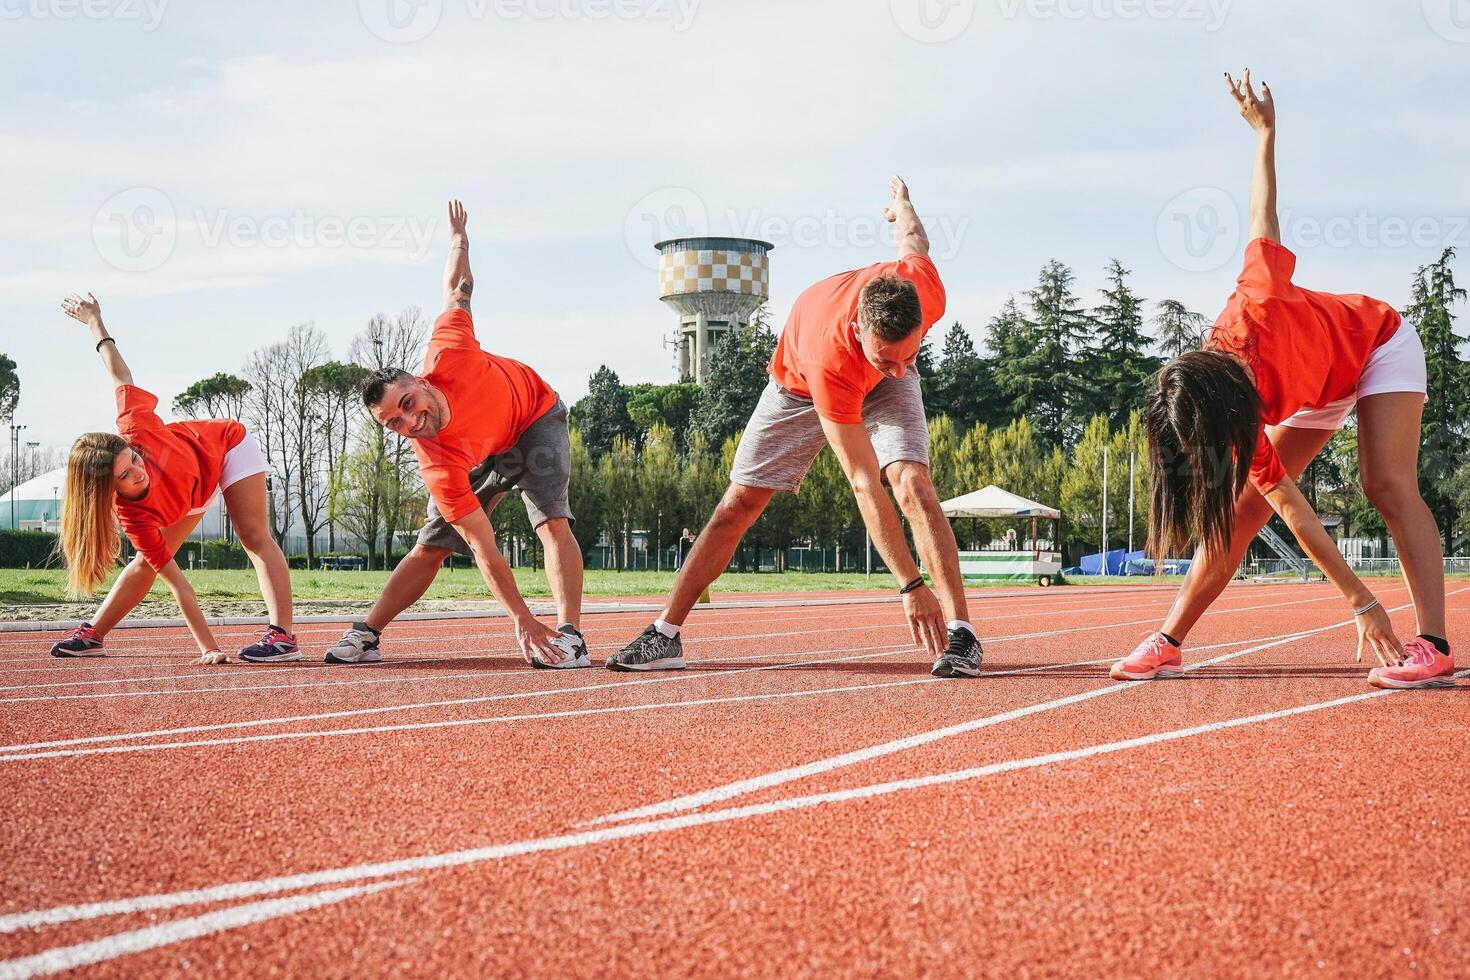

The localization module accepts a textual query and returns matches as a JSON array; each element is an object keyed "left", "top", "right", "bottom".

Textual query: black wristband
[
  {"left": 899, "top": 576, "right": 925, "bottom": 595},
  {"left": 96, "top": 337, "right": 116, "bottom": 352}
]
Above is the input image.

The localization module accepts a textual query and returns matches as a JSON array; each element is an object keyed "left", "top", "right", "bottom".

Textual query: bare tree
[
  {"left": 280, "top": 324, "right": 329, "bottom": 567},
  {"left": 349, "top": 307, "right": 428, "bottom": 566},
  {"left": 243, "top": 341, "right": 295, "bottom": 545}
]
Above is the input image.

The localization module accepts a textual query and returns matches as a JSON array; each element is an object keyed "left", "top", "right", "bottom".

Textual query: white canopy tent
[
  {"left": 936, "top": 485, "right": 1063, "bottom": 586},
  {"left": 939, "top": 485, "right": 1060, "bottom": 520}
]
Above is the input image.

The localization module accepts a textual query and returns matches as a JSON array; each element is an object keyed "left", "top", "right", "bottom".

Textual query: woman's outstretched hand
[
  {"left": 1355, "top": 602, "right": 1404, "bottom": 667},
  {"left": 61, "top": 292, "right": 101, "bottom": 326},
  {"left": 1226, "top": 69, "right": 1275, "bottom": 134}
]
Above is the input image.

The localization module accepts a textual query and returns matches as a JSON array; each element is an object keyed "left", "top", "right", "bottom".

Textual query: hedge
[{"left": 0, "top": 529, "right": 62, "bottom": 569}]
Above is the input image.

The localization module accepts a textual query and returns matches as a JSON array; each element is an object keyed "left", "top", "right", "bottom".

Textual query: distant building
[{"left": 657, "top": 237, "right": 772, "bottom": 383}]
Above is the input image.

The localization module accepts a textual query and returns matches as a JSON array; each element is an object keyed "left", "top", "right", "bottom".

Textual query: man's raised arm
[
  {"left": 882, "top": 175, "right": 930, "bottom": 260},
  {"left": 443, "top": 199, "right": 474, "bottom": 313}
]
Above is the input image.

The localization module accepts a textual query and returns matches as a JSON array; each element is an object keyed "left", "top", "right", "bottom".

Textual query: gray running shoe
[
  {"left": 930, "top": 626, "right": 983, "bottom": 678},
  {"left": 325, "top": 623, "right": 382, "bottom": 665},
  {"left": 606, "top": 624, "right": 685, "bottom": 672}
]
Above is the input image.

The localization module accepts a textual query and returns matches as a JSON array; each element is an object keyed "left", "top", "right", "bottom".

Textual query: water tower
[{"left": 657, "top": 237, "right": 772, "bottom": 382}]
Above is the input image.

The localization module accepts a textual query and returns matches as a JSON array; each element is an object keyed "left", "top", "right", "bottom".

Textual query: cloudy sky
[{"left": 3, "top": 0, "right": 1468, "bottom": 450}]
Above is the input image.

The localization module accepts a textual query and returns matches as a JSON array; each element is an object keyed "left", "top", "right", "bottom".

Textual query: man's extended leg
[
  {"left": 605, "top": 483, "right": 773, "bottom": 672},
  {"left": 661, "top": 484, "right": 773, "bottom": 626},
  {"left": 324, "top": 543, "right": 452, "bottom": 663}
]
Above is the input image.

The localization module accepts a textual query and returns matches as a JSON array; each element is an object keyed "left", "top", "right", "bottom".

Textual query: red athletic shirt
[
  {"left": 769, "top": 254, "right": 947, "bottom": 424},
  {"left": 1208, "top": 239, "right": 1400, "bottom": 493},
  {"left": 113, "top": 385, "right": 246, "bottom": 571},
  {"left": 414, "top": 310, "right": 559, "bottom": 523}
]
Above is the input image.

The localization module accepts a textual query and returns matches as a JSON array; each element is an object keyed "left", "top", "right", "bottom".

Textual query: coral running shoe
[
  {"left": 51, "top": 623, "right": 105, "bottom": 658},
  {"left": 1368, "top": 637, "right": 1455, "bottom": 690},
  {"left": 238, "top": 625, "right": 301, "bottom": 664},
  {"left": 1110, "top": 632, "right": 1184, "bottom": 681}
]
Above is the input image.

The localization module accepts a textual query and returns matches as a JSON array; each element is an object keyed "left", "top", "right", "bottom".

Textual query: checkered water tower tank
[{"left": 657, "top": 237, "right": 773, "bottom": 383}]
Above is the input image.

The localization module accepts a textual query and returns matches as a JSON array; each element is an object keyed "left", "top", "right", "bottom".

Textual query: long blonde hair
[{"left": 61, "top": 432, "right": 128, "bottom": 599}]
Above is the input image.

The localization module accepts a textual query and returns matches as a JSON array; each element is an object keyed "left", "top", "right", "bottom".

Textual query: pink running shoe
[
  {"left": 50, "top": 623, "right": 105, "bottom": 658},
  {"left": 1110, "top": 632, "right": 1184, "bottom": 681},
  {"left": 1368, "top": 637, "right": 1455, "bottom": 690}
]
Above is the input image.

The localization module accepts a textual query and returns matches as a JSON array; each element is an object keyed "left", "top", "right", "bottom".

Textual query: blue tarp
[{"left": 1075, "top": 550, "right": 1192, "bottom": 576}]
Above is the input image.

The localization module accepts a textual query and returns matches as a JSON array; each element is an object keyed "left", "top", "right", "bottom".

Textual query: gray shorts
[
  {"left": 729, "top": 373, "right": 930, "bottom": 494},
  {"left": 417, "top": 399, "right": 573, "bottom": 556}
]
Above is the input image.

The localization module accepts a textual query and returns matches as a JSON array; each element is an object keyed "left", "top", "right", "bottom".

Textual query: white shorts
[
  {"left": 188, "top": 431, "right": 270, "bottom": 515},
  {"left": 1279, "top": 320, "right": 1428, "bottom": 431}
]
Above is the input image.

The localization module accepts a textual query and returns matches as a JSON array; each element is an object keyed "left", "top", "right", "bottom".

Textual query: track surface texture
[{"left": 1, "top": 580, "right": 1466, "bottom": 978}]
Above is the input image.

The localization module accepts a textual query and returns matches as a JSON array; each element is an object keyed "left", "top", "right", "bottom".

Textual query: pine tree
[
  {"left": 929, "top": 322, "right": 998, "bottom": 429},
  {"left": 689, "top": 312, "right": 778, "bottom": 449},
  {"left": 1154, "top": 299, "right": 1209, "bottom": 359},
  {"left": 571, "top": 366, "right": 636, "bottom": 458},
  {"left": 1026, "top": 260, "right": 1092, "bottom": 449},
  {"left": 1085, "top": 259, "right": 1161, "bottom": 427},
  {"left": 988, "top": 297, "right": 1042, "bottom": 424}
]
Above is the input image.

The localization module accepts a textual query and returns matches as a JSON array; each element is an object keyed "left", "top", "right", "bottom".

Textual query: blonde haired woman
[{"left": 51, "top": 292, "right": 297, "bottom": 664}]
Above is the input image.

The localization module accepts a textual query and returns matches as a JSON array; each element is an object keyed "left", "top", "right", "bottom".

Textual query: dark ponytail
[{"left": 1145, "top": 350, "right": 1262, "bottom": 560}]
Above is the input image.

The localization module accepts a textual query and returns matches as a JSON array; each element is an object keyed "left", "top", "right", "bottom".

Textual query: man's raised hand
[
  {"left": 882, "top": 175, "right": 911, "bottom": 223},
  {"left": 448, "top": 199, "right": 468, "bottom": 239},
  {"left": 1226, "top": 69, "right": 1275, "bottom": 134}
]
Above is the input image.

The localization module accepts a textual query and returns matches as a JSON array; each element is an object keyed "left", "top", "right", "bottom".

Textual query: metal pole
[
  {"left": 1101, "top": 445, "right": 1109, "bottom": 572},
  {"left": 865, "top": 529, "right": 872, "bottom": 581},
  {"left": 9, "top": 424, "right": 24, "bottom": 530},
  {"left": 1127, "top": 451, "right": 1136, "bottom": 573}
]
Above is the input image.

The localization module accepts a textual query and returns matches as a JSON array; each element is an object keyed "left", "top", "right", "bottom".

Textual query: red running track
[{"left": 0, "top": 580, "right": 1465, "bottom": 977}]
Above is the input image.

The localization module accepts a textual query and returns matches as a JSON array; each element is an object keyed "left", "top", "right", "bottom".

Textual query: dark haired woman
[
  {"left": 1113, "top": 72, "right": 1451, "bottom": 689},
  {"left": 50, "top": 292, "right": 297, "bottom": 664}
]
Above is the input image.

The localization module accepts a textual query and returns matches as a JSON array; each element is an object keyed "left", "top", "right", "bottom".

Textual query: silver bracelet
[{"left": 1353, "top": 597, "right": 1379, "bottom": 617}]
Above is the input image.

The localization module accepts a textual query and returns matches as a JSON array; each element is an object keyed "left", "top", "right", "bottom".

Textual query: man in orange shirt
[
  {"left": 325, "top": 201, "right": 586, "bottom": 669},
  {"left": 608, "top": 177, "right": 983, "bottom": 678}
]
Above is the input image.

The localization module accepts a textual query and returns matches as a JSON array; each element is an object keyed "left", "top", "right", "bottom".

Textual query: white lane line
[
  {"left": 0, "top": 584, "right": 1339, "bottom": 669},
  {"left": 0, "top": 585, "right": 1184, "bottom": 649},
  {"left": 0, "top": 586, "right": 1361, "bottom": 750},
  {"left": 0, "top": 642, "right": 928, "bottom": 755},
  {"left": 584, "top": 587, "right": 1457, "bottom": 826},
  {"left": 0, "top": 881, "right": 408, "bottom": 979},
  {"left": 0, "top": 656, "right": 1127, "bottom": 763},
  {"left": 5, "top": 665, "right": 1458, "bottom": 938}
]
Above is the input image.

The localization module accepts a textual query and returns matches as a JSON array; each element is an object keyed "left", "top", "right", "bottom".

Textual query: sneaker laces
[{"left": 1401, "top": 638, "right": 1436, "bottom": 667}]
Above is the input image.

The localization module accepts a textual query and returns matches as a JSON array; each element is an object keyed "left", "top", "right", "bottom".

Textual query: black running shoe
[
  {"left": 606, "top": 624, "right": 685, "bottom": 672},
  {"left": 931, "top": 626, "right": 983, "bottom": 678}
]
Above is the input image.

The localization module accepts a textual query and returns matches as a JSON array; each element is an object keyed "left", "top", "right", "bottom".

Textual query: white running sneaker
[
  {"left": 534, "top": 625, "right": 592, "bottom": 669},
  {"left": 325, "top": 623, "right": 382, "bottom": 665}
]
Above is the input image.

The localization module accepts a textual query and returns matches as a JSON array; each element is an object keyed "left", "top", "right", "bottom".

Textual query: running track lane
[{"left": 0, "top": 581, "right": 1465, "bottom": 976}]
